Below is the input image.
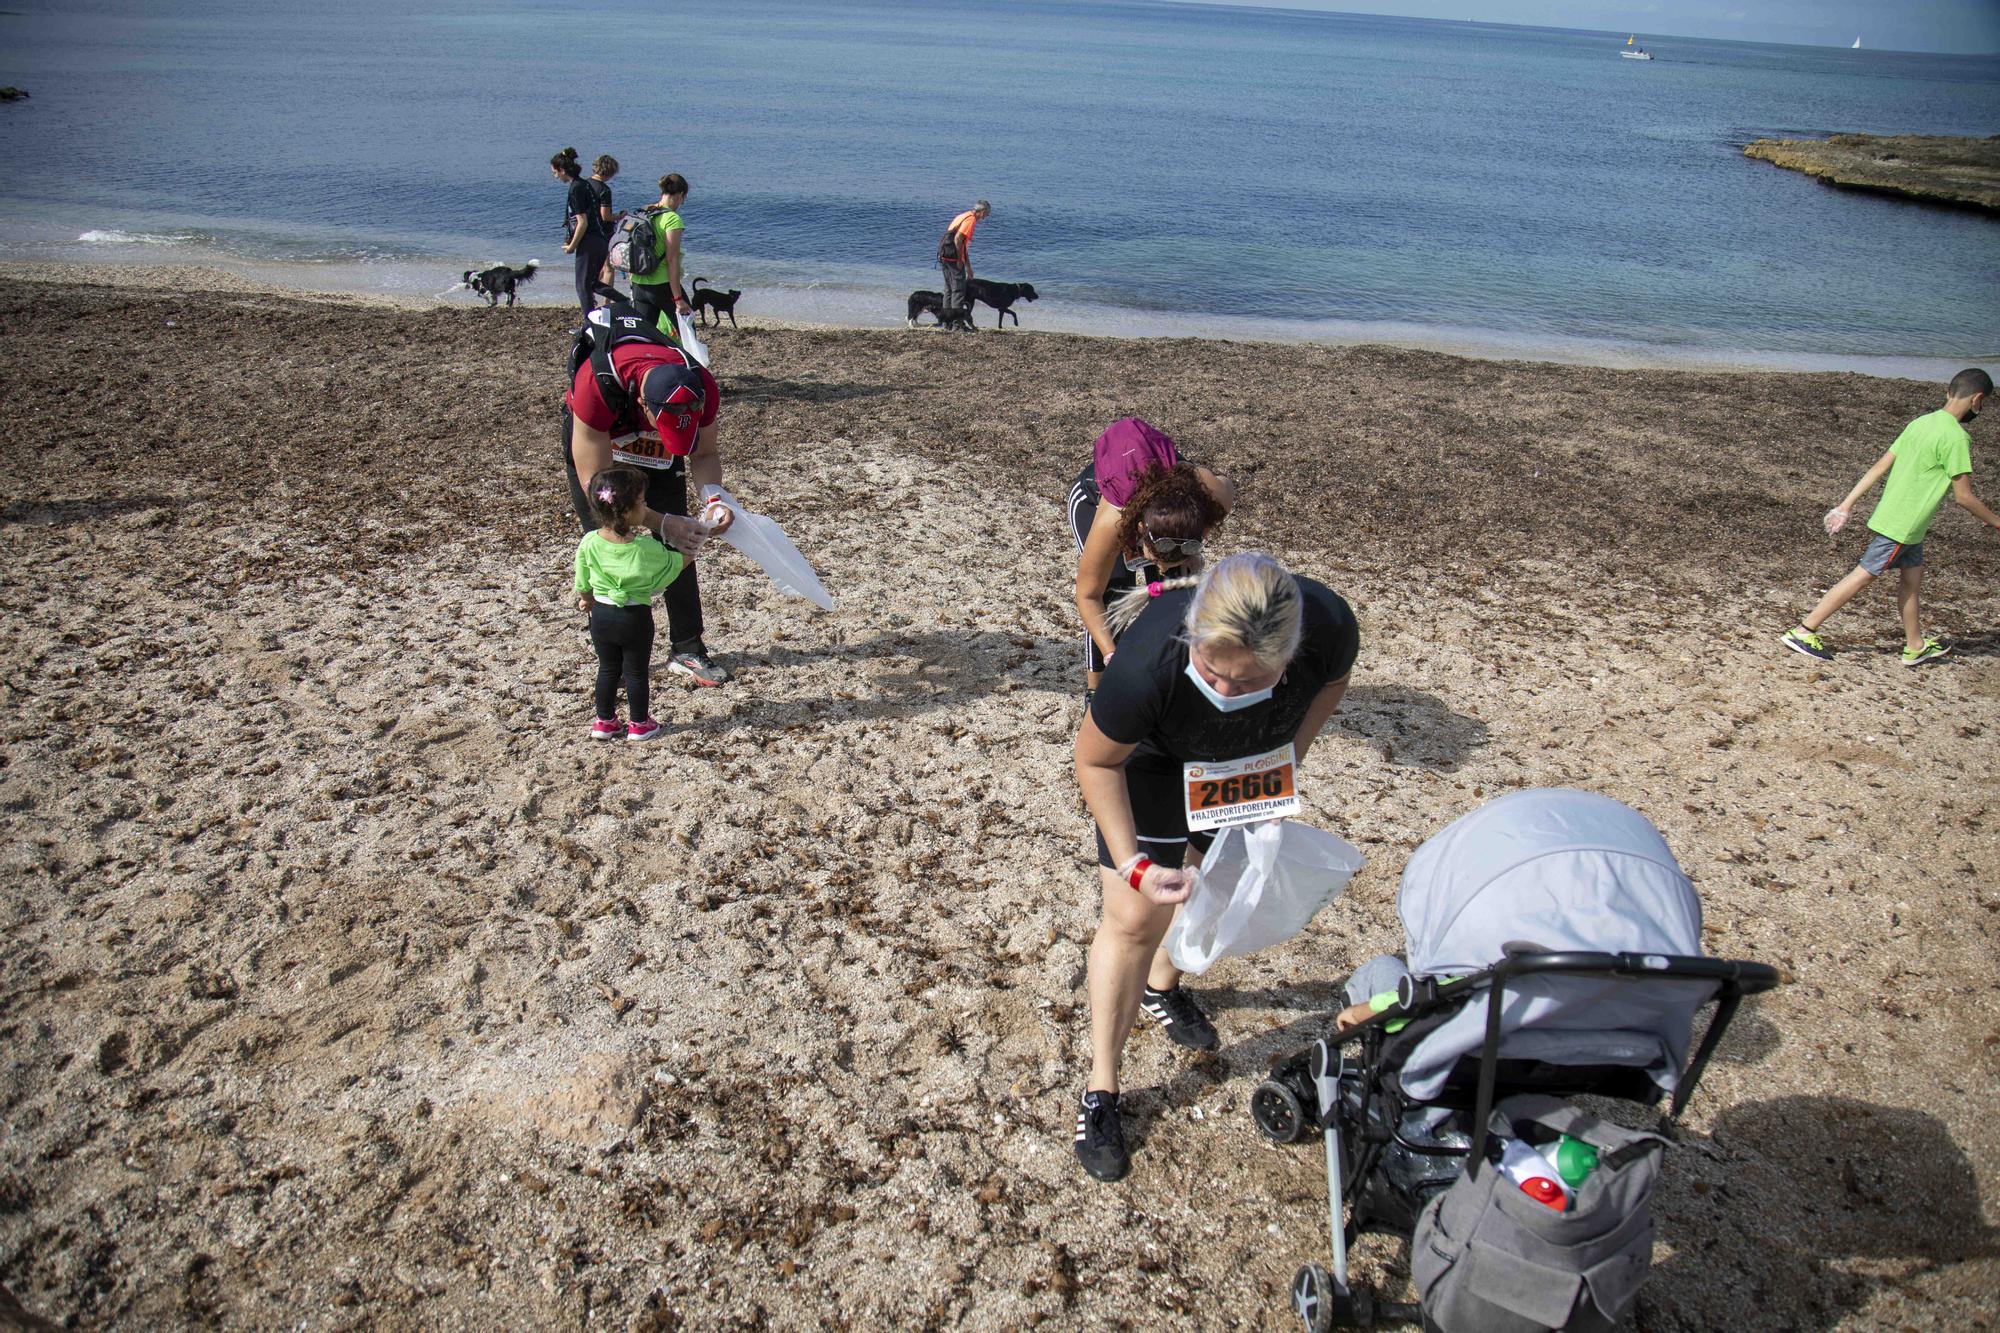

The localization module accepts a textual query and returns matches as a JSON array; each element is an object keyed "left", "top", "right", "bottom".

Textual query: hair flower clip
[{"left": 596, "top": 486, "right": 615, "bottom": 502}]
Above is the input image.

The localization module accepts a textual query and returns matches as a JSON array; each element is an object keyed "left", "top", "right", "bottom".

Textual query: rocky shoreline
[{"left": 1744, "top": 132, "right": 2000, "bottom": 214}]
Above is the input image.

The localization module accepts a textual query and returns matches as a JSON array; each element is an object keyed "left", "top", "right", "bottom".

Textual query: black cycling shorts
[{"left": 1091, "top": 760, "right": 1214, "bottom": 870}]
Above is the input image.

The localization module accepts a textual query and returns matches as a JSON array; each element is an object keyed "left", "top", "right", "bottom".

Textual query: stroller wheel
[
  {"left": 1293, "top": 1263, "right": 1373, "bottom": 1330},
  {"left": 1252, "top": 1078, "right": 1310, "bottom": 1144},
  {"left": 1291, "top": 1264, "right": 1338, "bottom": 1332}
]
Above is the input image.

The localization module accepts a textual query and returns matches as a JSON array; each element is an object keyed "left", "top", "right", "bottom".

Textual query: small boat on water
[
  {"left": 1851, "top": 37, "right": 1862, "bottom": 49},
  {"left": 1622, "top": 34, "right": 1654, "bottom": 59}
]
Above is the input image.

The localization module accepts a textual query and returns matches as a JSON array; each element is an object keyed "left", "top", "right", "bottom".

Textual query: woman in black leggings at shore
[{"left": 552, "top": 146, "right": 611, "bottom": 310}]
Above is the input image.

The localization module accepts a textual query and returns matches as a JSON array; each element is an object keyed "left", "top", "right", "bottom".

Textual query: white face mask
[{"left": 1184, "top": 659, "right": 1275, "bottom": 712}]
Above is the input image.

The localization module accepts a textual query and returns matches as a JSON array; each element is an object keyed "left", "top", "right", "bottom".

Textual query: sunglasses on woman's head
[{"left": 1143, "top": 527, "right": 1203, "bottom": 559}]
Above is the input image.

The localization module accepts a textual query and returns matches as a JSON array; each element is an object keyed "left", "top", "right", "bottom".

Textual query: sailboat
[
  {"left": 1621, "top": 34, "right": 1654, "bottom": 60},
  {"left": 1851, "top": 37, "right": 1862, "bottom": 49}
]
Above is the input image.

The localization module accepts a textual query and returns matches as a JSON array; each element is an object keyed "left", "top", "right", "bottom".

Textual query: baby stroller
[{"left": 1250, "top": 789, "right": 1781, "bottom": 1331}]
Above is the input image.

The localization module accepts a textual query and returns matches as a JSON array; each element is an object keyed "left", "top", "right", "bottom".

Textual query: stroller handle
[{"left": 1488, "top": 949, "right": 1781, "bottom": 991}]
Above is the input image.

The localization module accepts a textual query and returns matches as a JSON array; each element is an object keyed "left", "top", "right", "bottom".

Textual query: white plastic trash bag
[
  {"left": 676, "top": 312, "right": 711, "bottom": 367},
  {"left": 697, "top": 485, "right": 834, "bottom": 610},
  {"left": 1166, "top": 819, "right": 1364, "bottom": 975}
]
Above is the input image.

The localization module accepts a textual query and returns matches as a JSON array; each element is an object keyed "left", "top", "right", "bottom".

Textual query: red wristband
[{"left": 1127, "top": 856, "right": 1153, "bottom": 890}]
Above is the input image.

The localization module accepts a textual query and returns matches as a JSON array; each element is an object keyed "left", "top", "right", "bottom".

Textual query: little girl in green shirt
[{"left": 574, "top": 466, "right": 689, "bottom": 741}]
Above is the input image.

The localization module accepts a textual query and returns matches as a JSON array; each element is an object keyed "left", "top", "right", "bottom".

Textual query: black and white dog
[
  {"left": 461, "top": 260, "right": 539, "bottom": 306},
  {"left": 690, "top": 277, "right": 743, "bottom": 328},
  {"left": 905, "top": 289, "right": 978, "bottom": 332},
  {"left": 966, "top": 278, "right": 1039, "bottom": 328}
]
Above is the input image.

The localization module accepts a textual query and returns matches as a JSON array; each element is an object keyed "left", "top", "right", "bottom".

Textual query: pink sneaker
[
  {"left": 626, "top": 718, "right": 664, "bottom": 742},
  {"left": 589, "top": 717, "right": 621, "bottom": 741}
]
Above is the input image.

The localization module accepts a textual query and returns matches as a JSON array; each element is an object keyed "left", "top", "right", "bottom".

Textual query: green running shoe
[
  {"left": 1902, "top": 636, "right": 1950, "bottom": 667},
  {"left": 1781, "top": 627, "right": 1832, "bottom": 661}
]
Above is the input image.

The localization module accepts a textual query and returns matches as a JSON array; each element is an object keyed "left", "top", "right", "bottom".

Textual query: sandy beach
[{"left": 0, "top": 266, "right": 1995, "bottom": 1330}]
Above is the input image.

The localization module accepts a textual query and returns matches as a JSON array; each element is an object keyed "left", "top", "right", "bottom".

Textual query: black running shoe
[
  {"left": 1074, "top": 1089, "right": 1129, "bottom": 1182},
  {"left": 1141, "top": 984, "right": 1220, "bottom": 1051}
]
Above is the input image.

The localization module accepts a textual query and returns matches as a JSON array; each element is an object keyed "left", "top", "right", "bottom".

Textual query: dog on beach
[
  {"left": 690, "top": 278, "right": 742, "bottom": 328},
  {"left": 966, "top": 278, "right": 1039, "bottom": 329},
  {"left": 905, "top": 290, "right": 978, "bottom": 332},
  {"left": 460, "top": 260, "right": 539, "bottom": 307}
]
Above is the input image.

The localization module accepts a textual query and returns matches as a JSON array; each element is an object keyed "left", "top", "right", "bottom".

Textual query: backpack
[
  {"left": 568, "top": 299, "right": 682, "bottom": 435},
  {"left": 1411, "top": 1095, "right": 1667, "bottom": 1333},
  {"left": 937, "top": 222, "right": 964, "bottom": 266},
  {"left": 628, "top": 207, "right": 667, "bottom": 278}
]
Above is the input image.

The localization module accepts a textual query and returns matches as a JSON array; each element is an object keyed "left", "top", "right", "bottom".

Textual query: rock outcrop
[{"left": 1743, "top": 132, "right": 2000, "bottom": 215}]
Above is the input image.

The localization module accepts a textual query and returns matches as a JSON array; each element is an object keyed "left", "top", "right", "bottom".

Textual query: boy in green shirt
[{"left": 1783, "top": 368, "right": 1997, "bottom": 666}]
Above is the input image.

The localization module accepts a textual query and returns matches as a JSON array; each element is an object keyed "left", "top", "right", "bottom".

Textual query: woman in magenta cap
[{"left": 1066, "top": 418, "right": 1236, "bottom": 696}]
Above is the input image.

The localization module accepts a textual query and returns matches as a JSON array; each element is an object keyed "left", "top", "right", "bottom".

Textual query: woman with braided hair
[{"left": 1098, "top": 463, "right": 1223, "bottom": 638}]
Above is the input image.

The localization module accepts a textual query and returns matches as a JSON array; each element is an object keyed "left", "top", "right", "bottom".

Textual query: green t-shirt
[
  {"left": 630, "top": 209, "right": 684, "bottom": 286},
  {"left": 573, "top": 531, "right": 684, "bottom": 606},
  {"left": 1868, "top": 409, "right": 1973, "bottom": 545}
]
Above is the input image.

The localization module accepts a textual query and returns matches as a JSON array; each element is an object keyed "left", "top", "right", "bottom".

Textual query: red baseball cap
[{"left": 640, "top": 361, "right": 706, "bottom": 454}]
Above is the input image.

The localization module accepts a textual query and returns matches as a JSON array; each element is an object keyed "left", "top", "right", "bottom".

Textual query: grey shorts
[{"left": 1859, "top": 533, "right": 1923, "bottom": 576}]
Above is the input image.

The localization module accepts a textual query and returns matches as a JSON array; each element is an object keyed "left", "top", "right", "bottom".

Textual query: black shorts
[
  {"left": 1092, "top": 760, "right": 1214, "bottom": 870},
  {"left": 1067, "top": 461, "right": 1147, "bottom": 676}
]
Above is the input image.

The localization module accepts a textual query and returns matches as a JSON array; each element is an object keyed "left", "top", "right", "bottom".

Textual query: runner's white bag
[
  {"left": 1166, "top": 819, "right": 1364, "bottom": 974},
  {"left": 676, "top": 312, "right": 711, "bottom": 367},
  {"left": 697, "top": 485, "right": 834, "bottom": 610}
]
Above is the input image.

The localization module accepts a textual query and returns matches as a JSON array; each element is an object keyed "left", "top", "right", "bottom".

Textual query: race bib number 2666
[{"left": 1183, "top": 744, "right": 1301, "bottom": 832}]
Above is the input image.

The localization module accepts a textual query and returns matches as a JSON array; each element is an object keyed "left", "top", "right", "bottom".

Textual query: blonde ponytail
[{"left": 1182, "top": 553, "right": 1301, "bottom": 670}]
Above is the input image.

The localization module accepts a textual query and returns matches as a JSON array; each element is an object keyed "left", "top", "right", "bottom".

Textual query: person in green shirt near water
[
  {"left": 629, "top": 173, "right": 693, "bottom": 339},
  {"left": 1783, "top": 367, "right": 1998, "bottom": 666}
]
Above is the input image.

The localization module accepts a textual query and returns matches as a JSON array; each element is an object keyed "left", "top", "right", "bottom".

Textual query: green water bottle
[{"left": 1553, "top": 1135, "right": 1598, "bottom": 1188}]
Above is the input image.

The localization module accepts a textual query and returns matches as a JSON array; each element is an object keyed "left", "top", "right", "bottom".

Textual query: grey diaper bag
[{"left": 1412, "top": 1094, "right": 1668, "bottom": 1333}]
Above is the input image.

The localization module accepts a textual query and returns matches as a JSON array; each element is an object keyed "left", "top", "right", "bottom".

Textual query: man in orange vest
[{"left": 938, "top": 199, "right": 990, "bottom": 329}]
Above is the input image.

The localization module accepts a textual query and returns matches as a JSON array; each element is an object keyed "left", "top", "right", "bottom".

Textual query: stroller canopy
[{"left": 1394, "top": 788, "right": 1710, "bottom": 1101}]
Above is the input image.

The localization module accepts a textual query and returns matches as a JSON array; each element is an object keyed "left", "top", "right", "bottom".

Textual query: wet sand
[{"left": 1, "top": 267, "right": 1995, "bottom": 1329}]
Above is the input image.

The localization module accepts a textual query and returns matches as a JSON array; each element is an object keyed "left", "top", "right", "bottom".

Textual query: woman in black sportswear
[
  {"left": 1070, "top": 552, "right": 1358, "bottom": 1182},
  {"left": 553, "top": 146, "right": 611, "bottom": 310}
]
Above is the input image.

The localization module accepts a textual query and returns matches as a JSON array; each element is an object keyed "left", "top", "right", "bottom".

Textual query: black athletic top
[
  {"left": 1091, "top": 578, "right": 1358, "bottom": 773},
  {"left": 565, "top": 178, "right": 602, "bottom": 242},
  {"left": 586, "top": 179, "right": 613, "bottom": 238}
]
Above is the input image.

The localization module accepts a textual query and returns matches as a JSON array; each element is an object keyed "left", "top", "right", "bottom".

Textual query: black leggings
[
  {"left": 574, "top": 234, "right": 613, "bottom": 310},
  {"left": 563, "top": 413, "right": 705, "bottom": 650},
  {"left": 630, "top": 280, "right": 679, "bottom": 340},
  {"left": 590, "top": 603, "right": 654, "bottom": 721}
]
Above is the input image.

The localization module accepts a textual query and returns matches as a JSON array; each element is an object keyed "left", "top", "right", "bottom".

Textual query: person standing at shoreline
[
  {"left": 937, "top": 200, "right": 989, "bottom": 329},
  {"left": 553, "top": 147, "right": 614, "bottom": 310},
  {"left": 587, "top": 154, "right": 623, "bottom": 296},
  {"left": 629, "top": 173, "right": 692, "bottom": 338},
  {"left": 1782, "top": 367, "right": 1997, "bottom": 666}
]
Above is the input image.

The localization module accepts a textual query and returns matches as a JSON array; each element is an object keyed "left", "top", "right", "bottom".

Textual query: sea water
[{"left": 0, "top": 0, "right": 1995, "bottom": 373}]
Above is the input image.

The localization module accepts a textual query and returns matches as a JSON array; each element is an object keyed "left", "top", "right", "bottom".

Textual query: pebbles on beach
[{"left": 0, "top": 269, "right": 1995, "bottom": 1330}]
